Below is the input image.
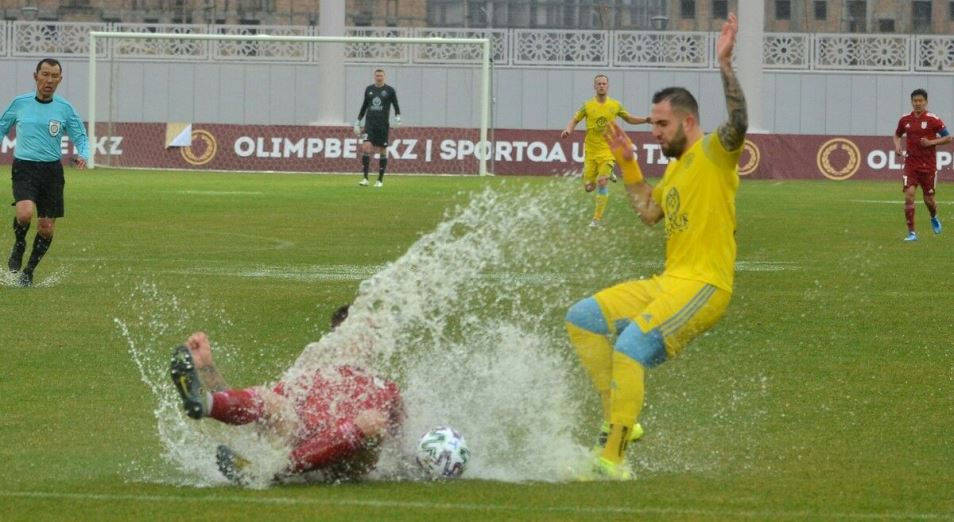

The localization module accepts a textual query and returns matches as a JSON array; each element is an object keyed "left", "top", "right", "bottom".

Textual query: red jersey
[
  {"left": 895, "top": 111, "right": 948, "bottom": 173},
  {"left": 275, "top": 365, "right": 404, "bottom": 474}
]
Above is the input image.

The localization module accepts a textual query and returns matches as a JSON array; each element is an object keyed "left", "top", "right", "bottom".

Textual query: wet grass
[{"left": 0, "top": 170, "right": 952, "bottom": 521}]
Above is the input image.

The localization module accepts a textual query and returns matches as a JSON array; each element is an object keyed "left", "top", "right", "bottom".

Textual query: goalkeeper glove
[
  {"left": 394, "top": 115, "right": 401, "bottom": 127},
  {"left": 353, "top": 120, "right": 362, "bottom": 136}
]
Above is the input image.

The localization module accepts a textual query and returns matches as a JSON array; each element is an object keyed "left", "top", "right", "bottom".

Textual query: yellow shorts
[
  {"left": 593, "top": 274, "right": 731, "bottom": 359},
  {"left": 582, "top": 156, "right": 616, "bottom": 185}
]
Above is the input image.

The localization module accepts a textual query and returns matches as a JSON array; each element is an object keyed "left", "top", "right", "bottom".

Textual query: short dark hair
[
  {"left": 374, "top": 68, "right": 385, "bottom": 74},
  {"left": 911, "top": 88, "right": 928, "bottom": 100},
  {"left": 652, "top": 87, "right": 699, "bottom": 119},
  {"left": 36, "top": 58, "right": 62, "bottom": 74},
  {"left": 330, "top": 304, "right": 350, "bottom": 329}
]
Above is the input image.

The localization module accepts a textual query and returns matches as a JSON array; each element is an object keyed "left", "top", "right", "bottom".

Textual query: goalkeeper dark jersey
[{"left": 357, "top": 84, "right": 400, "bottom": 129}]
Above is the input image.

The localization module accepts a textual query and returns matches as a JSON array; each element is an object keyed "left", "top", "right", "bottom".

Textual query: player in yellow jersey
[
  {"left": 561, "top": 74, "right": 649, "bottom": 227},
  {"left": 565, "top": 12, "right": 748, "bottom": 480}
]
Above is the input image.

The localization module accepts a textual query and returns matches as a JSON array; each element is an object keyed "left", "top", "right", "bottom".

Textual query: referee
[{"left": 0, "top": 58, "right": 89, "bottom": 287}]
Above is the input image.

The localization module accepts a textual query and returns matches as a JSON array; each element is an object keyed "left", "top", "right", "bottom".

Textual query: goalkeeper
[
  {"left": 565, "top": 13, "right": 748, "bottom": 480},
  {"left": 353, "top": 69, "right": 401, "bottom": 188},
  {"left": 170, "top": 306, "right": 405, "bottom": 485},
  {"left": 561, "top": 74, "right": 649, "bottom": 228}
]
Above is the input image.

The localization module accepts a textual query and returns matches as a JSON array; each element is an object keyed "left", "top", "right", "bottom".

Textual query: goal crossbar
[{"left": 87, "top": 31, "right": 492, "bottom": 174}]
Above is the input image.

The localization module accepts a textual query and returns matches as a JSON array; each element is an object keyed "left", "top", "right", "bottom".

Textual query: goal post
[{"left": 87, "top": 31, "right": 493, "bottom": 175}]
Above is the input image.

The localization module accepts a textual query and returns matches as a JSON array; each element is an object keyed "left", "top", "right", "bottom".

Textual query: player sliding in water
[{"left": 170, "top": 305, "right": 405, "bottom": 485}]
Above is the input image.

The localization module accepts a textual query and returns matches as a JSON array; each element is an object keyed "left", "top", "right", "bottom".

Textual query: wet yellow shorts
[
  {"left": 593, "top": 274, "right": 732, "bottom": 361},
  {"left": 582, "top": 156, "right": 616, "bottom": 185}
]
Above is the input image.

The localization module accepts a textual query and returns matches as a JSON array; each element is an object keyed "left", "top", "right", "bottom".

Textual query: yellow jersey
[
  {"left": 574, "top": 96, "right": 630, "bottom": 160},
  {"left": 651, "top": 133, "right": 741, "bottom": 292}
]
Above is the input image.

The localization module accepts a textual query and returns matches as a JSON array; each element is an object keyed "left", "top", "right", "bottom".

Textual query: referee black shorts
[
  {"left": 11, "top": 158, "right": 65, "bottom": 218},
  {"left": 363, "top": 125, "right": 390, "bottom": 148}
]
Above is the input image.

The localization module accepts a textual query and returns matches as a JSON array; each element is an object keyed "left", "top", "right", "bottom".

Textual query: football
[{"left": 415, "top": 426, "right": 470, "bottom": 479}]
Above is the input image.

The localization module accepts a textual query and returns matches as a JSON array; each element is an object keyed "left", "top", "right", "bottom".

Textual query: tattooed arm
[
  {"left": 198, "top": 365, "right": 230, "bottom": 393},
  {"left": 715, "top": 12, "right": 748, "bottom": 151},
  {"left": 185, "top": 331, "right": 231, "bottom": 392}
]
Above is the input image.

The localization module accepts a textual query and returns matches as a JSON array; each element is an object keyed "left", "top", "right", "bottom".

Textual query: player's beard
[{"left": 661, "top": 123, "right": 688, "bottom": 158}]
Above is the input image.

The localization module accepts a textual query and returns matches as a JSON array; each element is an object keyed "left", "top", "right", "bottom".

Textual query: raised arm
[
  {"left": 715, "top": 12, "right": 748, "bottom": 152},
  {"left": 605, "top": 122, "right": 663, "bottom": 225},
  {"left": 185, "top": 331, "right": 231, "bottom": 392}
]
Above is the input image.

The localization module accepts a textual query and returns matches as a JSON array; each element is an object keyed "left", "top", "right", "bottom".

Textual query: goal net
[{"left": 87, "top": 27, "right": 493, "bottom": 176}]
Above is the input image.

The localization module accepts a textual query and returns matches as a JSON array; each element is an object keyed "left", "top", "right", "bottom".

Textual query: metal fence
[{"left": 4, "top": 20, "right": 954, "bottom": 72}]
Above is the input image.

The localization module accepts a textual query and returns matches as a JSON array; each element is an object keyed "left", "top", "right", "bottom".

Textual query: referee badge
[{"left": 48, "top": 120, "right": 61, "bottom": 136}]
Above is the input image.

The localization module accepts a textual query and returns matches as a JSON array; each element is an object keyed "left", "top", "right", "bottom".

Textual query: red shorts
[{"left": 902, "top": 169, "right": 936, "bottom": 195}]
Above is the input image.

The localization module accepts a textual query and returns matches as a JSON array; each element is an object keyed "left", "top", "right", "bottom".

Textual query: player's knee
[
  {"left": 597, "top": 177, "right": 609, "bottom": 189},
  {"left": 565, "top": 297, "right": 609, "bottom": 334},
  {"left": 614, "top": 323, "right": 666, "bottom": 368},
  {"left": 37, "top": 220, "right": 54, "bottom": 237}
]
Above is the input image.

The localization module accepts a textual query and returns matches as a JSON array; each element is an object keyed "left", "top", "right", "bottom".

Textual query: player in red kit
[
  {"left": 170, "top": 306, "right": 404, "bottom": 485},
  {"left": 893, "top": 88, "right": 953, "bottom": 241}
]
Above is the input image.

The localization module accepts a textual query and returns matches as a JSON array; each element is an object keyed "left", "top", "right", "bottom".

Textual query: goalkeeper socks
[
  {"left": 210, "top": 388, "right": 263, "bottom": 425},
  {"left": 378, "top": 157, "right": 388, "bottom": 181},
  {"left": 23, "top": 233, "right": 51, "bottom": 275},
  {"left": 361, "top": 154, "right": 370, "bottom": 178}
]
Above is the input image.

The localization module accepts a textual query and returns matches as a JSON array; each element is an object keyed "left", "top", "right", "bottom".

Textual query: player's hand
[
  {"left": 919, "top": 137, "right": 933, "bottom": 147},
  {"left": 394, "top": 115, "right": 401, "bottom": 127},
  {"left": 353, "top": 124, "right": 361, "bottom": 137},
  {"left": 185, "top": 331, "right": 215, "bottom": 368},
  {"left": 603, "top": 122, "right": 644, "bottom": 185},
  {"left": 604, "top": 122, "right": 635, "bottom": 163},
  {"left": 560, "top": 129, "right": 570, "bottom": 139},
  {"left": 71, "top": 156, "right": 87, "bottom": 169},
  {"left": 716, "top": 12, "right": 738, "bottom": 66}
]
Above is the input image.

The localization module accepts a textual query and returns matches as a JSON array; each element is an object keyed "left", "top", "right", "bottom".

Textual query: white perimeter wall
[{"left": 0, "top": 57, "right": 951, "bottom": 137}]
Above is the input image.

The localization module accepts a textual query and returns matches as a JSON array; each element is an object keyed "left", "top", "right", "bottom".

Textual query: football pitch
[{"left": 1, "top": 169, "right": 952, "bottom": 521}]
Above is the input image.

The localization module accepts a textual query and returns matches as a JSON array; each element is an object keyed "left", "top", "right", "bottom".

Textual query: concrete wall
[{"left": 1, "top": 57, "right": 952, "bottom": 137}]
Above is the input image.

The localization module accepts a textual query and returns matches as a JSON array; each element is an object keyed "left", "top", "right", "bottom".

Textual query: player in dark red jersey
[
  {"left": 893, "top": 88, "right": 952, "bottom": 241},
  {"left": 170, "top": 305, "right": 404, "bottom": 485}
]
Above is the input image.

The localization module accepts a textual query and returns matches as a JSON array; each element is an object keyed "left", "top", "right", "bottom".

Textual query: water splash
[
  {"left": 118, "top": 178, "right": 767, "bottom": 485},
  {"left": 0, "top": 266, "right": 68, "bottom": 287},
  {"left": 115, "top": 282, "right": 286, "bottom": 488}
]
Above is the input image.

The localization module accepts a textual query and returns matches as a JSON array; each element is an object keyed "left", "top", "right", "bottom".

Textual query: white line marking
[
  {"left": 0, "top": 490, "right": 949, "bottom": 519},
  {"left": 851, "top": 200, "right": 954, "bottom": 205},
  {"left": 171, "top": 190, "right": 265, "bottom": 196}
]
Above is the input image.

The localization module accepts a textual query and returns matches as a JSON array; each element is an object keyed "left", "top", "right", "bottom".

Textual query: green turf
[{"left": 0, "top": 169, "right": 952, "bottom": 521}]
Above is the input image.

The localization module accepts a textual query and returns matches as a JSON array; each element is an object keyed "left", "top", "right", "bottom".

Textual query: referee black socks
[
  {"left": 24, "top": 233, "right": 52, "bottom": 276},
  {"left": 7, "top": 217, "right": 28, "bottom": 272}
]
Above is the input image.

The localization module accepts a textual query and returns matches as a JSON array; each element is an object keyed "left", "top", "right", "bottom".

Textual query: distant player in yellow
[
  {"left": 561, "top": 74, "right": 648, "bottom": 227},
  {"left": 565, "top": 13, "right": 748, "bottom": 480}
]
